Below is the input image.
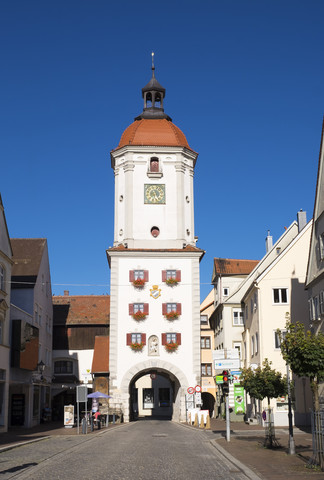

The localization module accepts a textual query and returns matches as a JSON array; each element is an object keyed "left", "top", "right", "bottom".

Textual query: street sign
[
  {"left": 214, "top": 359, "right": 240, "bottom": 370},
  {"left": 215, "top": 375, "right": 224, "bottom": 384},
  {"left": 195, "top": 392, "right": 202, "bottom": 405},
  {"left": 187, "top": 387, "right": 195, "bottom": 395},
  {"left": 76, "top": 385, "right": 87, "bottom": 403},
  {"left": 195, "top": 385, "right": 202, "bottom": 393},
  {"left": 212, "top": 349, "right": 239, "bottom": 360}
]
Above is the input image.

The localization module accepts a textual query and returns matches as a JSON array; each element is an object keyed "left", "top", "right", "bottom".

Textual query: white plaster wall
[
  {"left": 110, "top": 253, "right": 201, "bottom": 393},
  {"left": 112, "top": 148, "right": 196, "bottom": 249},
  {"left": 52, "top": 349, "right": 94, "bottom": 380},
  {"left": 245, "top": 223, "right": 312, "bottom": 425}
]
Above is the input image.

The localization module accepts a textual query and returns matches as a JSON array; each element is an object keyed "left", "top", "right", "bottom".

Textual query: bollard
[
  {"left": 205, "top": 414, "right": 211, "bottom": 430},
  {"left": 188, "top": 412, "right": 191, "bottom": 424},
  {"left": 199, "top": 415, "right": 204, "bottom": 429},
  {"left": 82, "top": 417, "right": 87, "bottom": 434},
  {"left": 113, "top": 413, "right": 116, "bottom": 425},
  {"left": 193, "top": 413, "right": 198, "bottom": 427},
  {"left": 90, "top": 415, "right": 94, "bottom": 432}
]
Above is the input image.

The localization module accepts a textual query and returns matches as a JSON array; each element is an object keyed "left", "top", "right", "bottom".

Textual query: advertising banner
[
  {"left": 234, "top": 385, "right": 245, "bottom": 414},
  {"left": 64, "top": 405, "right": 74, "bottom": 427}
]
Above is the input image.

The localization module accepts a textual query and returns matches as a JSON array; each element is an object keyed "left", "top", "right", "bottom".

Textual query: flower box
[
  {"left": 132, "top": 278, "right": 145, "bottom": 288},
  {"left": 164, "top": 342, "right": 179, "bottom": 352},
  {"left": 132, "top": 311, "right": 147, "bottom": 321},
  {"left": 130, "top": 342, "right": 144, "bottom": 351},
  {"left": 165, "top": 278, "right": 178, "bottom": 286},
  {"left": 165, "top": 311, "right": 179, "bottom": 320}
]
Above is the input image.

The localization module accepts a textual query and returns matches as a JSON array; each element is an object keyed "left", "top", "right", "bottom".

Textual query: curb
[
  {"left": 210, "top": 439, "right": 263, "bottom": 480},
  {"left": 178, "top": 421, "right": 262, "bottom": 480}
]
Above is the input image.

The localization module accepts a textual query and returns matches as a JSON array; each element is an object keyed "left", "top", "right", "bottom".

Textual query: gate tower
[{"left": 107, "top": 57, "right": 204, "bottom": 421}]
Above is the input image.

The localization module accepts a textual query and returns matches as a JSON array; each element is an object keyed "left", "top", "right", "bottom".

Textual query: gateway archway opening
[{"left": 129, "top": 369, "right": 180, "bottom": 421}]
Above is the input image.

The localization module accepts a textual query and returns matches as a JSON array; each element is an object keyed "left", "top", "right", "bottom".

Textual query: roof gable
[
  {"left": 0, "top": 194, "right": 13, "bottom": 260},
  {"left": 11, "top": 238, "right": 46, "bottom": 277}
]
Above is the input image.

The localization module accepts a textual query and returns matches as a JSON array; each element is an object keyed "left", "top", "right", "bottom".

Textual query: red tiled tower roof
[{"left": 116, "top": 118, "right": 193, "bottom": 151}]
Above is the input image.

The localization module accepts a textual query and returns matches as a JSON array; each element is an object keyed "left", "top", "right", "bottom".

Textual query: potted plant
[
  {"left": 130, "top": 342, "right": 144, "bottom": 351},
  {"left": 164, "top": 342, "right": 179, "bottom": 352},
  {"left": 165, "top": 278, "right": 178, "bottom": 286},
  {"left": 165, "top": 311, "right": 179, "bottom": 320},
  {"left": 132, "top": 311, "right": 147, "bottom": 321},
  {"left": 132, "top": 278, "right": 145, "bottom": 288}
]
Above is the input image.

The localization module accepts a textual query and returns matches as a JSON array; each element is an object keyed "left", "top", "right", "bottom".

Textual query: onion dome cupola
[{"left": 135, "top": 52, "right": 171, "bottom": 121}]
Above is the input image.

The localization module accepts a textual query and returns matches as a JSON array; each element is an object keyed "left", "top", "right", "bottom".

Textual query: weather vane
[{"left": 151, "top": 51, "right": 155, "bottom": 70}]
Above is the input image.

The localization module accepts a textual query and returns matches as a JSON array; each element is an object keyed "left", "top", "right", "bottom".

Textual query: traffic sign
[
  {"left": 214, "top": 359, "right": 240, "bottom": 370},
  {"left": 187, "top": 387, "right": 195, "bottom": 395},
  {"left": 195, "top": 385, "right": 202, "bottom": 393}
]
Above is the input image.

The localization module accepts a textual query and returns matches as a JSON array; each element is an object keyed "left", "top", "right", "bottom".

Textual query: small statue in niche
[{"left": 148, "top": 335, "right": 159, "bottom": 356}]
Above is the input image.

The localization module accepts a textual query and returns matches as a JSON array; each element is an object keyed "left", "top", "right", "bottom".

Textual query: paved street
[{"left": 0, "top": 420, "right": 257, "bottom": 480}]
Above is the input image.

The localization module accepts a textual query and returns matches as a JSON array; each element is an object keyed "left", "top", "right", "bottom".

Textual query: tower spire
[{"left": 135, "top": 53, "right": 171, "bottom": 121}]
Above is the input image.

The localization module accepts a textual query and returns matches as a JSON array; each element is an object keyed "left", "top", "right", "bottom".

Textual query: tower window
[
  {"left": 161, "top": 332, "right": 181, "bottom": 345},
  {"left": 151, "top": 226, "right": 160, "bottom": 237},
  {"left": 150, "top": 157, "right": 159, "bottom": 173}
]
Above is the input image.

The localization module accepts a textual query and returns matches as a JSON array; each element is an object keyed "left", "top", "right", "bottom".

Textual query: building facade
[
  {"left": 0, "top": 195, "right": 13, "bottom": 432},
  {"left": 107, "top": 62, "right": 204, "bottom": 422},
  {"left": 10, "top": 238, "right": 53, "bottom": 427},
  {"left": 242, "top": 217, "right": 312, "bottom": 425},
  {"left": 52, "top": 293, "right": 109, "bottom": 420},
  {"left": 200, "top": 289, "right": 216, "bottom": 415}
]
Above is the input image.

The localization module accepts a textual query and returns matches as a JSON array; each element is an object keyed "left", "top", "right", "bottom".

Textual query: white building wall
[
  {"left": 112, "top": 254, "right": 200, "bottom": 387},
  {"left": 113, "top": 147, "right": 196, "bottom": 249},
  {"left": 245, "top": 222, "right": 312, "bottom": 425}
]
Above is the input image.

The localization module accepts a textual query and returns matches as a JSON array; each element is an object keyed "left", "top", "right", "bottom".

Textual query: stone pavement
[
  {"left": 0, "top": 421, "right": 120, "bottom": 451},
  {"left": 0, "top": 419, "right": 324, "bottom": 479},
  {"left": 204, "top": 418, "right": 324, "bottom": 479}
]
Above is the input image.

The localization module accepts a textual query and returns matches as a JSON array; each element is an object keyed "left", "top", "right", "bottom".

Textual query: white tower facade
[{"left": 107, "top": 63, "right": 204, "bottom": 422}]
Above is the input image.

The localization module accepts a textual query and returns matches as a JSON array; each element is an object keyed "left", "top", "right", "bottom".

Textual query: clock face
[{"left": 144, "top": 184, "right": 165, "bottom": 204}]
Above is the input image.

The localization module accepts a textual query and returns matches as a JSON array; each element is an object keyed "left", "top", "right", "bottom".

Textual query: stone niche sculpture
[{"left": 148, "top": 335, "right": 159, "bottom": 356}]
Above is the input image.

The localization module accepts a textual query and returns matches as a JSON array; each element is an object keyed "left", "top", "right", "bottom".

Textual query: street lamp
[{"left": 37, "top": 361, "right": 45, "bottom": 379}]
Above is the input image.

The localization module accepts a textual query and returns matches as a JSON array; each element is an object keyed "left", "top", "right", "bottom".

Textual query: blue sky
[{"left": 1, "top": 1, "right": 323, "bottom": 302}]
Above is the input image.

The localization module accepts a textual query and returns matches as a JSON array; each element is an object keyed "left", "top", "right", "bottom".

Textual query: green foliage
[
  {"left": 277, "top": 322, "right": 324, "bottom": 380},
  {"left": 277, "top": 322, "right": 324, "bottom": 411},
  {"left": 240, "top": 359, "right": 287, "bottom": 405}
]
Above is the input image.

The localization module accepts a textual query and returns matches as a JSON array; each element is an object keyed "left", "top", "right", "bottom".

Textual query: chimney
[
  {"left": 297, "top": 209, "right": 307, "bottom": 232},
  {"left": 265, "top": 230, "right": 273, "bottom": 253},
  {"left": 64, "top": 290, "right": 69, "bottom": 296}
]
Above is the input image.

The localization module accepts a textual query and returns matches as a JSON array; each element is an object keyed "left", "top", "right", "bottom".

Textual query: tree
[
  {"left": 240, "top": 359, "right": 287, "bottom": 448},
  {"left": 240, "top": 358, "right": 287, "bottom": 408},
  {"left": 278, "top": 322, "right": 324, "bottom": 411},
  {"left": 278, "top": 322, "right": 324, "bottom": 469}
]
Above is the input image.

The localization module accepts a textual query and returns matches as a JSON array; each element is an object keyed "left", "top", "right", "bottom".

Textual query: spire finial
[{"left": 151, "top": 51, "right": 155, "bottom": 76}]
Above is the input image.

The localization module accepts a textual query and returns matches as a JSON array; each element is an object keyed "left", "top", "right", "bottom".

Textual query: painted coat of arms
[{"left": 150, "top": 285, "right": 161, "bottom": 299}]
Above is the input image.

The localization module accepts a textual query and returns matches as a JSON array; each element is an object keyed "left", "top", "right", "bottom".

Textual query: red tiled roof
[
  {"left": 213, "top": 258, "right": 259, "bottom": 276},
  {"left": 52, "top": 295, "right": 110, "bottom": 325},
  {"left": 115, "top": 119, "right": 194, "bottom": 151},
  {"left": 91, "top": 336, "right": 109, "bottom": 373}
]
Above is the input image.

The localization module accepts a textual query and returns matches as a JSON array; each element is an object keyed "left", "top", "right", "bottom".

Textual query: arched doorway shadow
[
  {"left": 120, "top": 360, "right": 189, "bottom": 422},
  {"left": 201, "top": 392, "right": 215, "bottom": 418}
]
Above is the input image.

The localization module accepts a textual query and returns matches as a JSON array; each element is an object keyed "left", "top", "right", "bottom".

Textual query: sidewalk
[
  {"left": 0, "top": 421, "right": 119, "bottom": 452},
  {"left": 205, "top": 417, "right": 324, "bottom": 479}
]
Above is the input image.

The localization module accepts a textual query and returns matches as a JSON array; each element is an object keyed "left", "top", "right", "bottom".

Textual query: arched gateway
[
  {"left": 121, "top": 360, "right": 189, "bottom": 422},
  {"left": 107, "top": 58, "right": 204, "bottom": 423}
]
